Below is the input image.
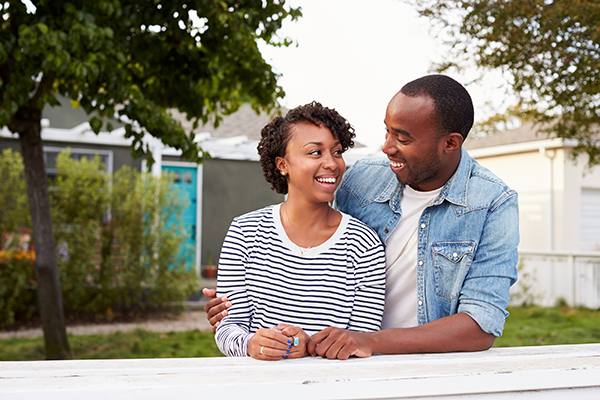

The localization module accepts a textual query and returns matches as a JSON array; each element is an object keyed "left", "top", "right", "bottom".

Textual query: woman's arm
[
  {"left": 347, "top": 229, "right": 386, "bottom": 332},
  {"left": 214, "top": 219, "right": 254, "bottom": 357}
]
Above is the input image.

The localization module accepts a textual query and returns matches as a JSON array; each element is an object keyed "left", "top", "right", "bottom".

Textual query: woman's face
[{"left": 277, "top": 121, "right": 345, "bottom": 204}]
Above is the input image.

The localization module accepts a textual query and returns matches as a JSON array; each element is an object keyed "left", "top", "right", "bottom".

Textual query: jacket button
[
  {"left": 453, "top": 252, "right": 458, "bottom": 258},
  {"left": 418, "top": 300, "right": 423, "bottom": 306},
  {"left": 420, "top": 223, "right": 426, "bottom": 229},
  {"left": 418, "top": 260, "right": 424, "bottom": 266},
  {"left": 384, "top": 229, "right": 389, "bottom": 234}
]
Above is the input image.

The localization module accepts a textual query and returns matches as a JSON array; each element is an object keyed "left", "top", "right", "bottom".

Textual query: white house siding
[
  {"left": 581, "top": 189, "right": 600, "bottom": 251},
  {"left": 467, "top": 149, "right": 554, "bottom": 251}
]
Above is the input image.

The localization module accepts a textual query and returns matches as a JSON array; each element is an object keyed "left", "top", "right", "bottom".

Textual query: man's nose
[{"left": 382, "top": 134, "right": 396, "bottom": 155}]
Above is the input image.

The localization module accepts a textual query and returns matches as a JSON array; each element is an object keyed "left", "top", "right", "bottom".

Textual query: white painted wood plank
[{"left": 0, "top": 344, "right": 599, "bottom": 399}]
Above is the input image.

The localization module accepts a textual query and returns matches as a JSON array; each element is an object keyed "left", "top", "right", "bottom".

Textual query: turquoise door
[{"left": 162, "top": 165, "right": 197, "bottom": 271}]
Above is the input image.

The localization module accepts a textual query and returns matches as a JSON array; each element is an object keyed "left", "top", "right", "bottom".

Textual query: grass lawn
[
  {"left": 1, "top": 305, "right": 599, "bottom": 361},
  {"left": 0, "top": 329, "right": 223, "bottom": 361},
  {"left": 493, "top": 305, "right": 600, "bottom": 347}
]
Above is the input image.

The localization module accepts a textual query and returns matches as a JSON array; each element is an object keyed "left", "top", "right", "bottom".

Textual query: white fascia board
[
  {"left": 467, "top": 138, "right": 578, "bottom": 158},
  {"left": 1, "top": 124, "right": 135, "bottom": 147}
]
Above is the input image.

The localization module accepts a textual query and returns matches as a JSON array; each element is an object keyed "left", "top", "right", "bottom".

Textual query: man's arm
[{"left": 308, "top": 313, "right": 495, "bottom": 360}]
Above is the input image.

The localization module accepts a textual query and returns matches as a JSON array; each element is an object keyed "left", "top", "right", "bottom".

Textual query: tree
[
  {"left": 412, "top": 0, "right": 600, "bottom": 167},
  {"left": 0, "top": 0, "right": 300, "bottom": 359}
]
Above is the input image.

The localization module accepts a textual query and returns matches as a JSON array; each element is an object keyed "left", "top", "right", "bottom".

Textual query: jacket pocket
[{"left": 432, "top": 242, "right": 475, "bottom": 301}]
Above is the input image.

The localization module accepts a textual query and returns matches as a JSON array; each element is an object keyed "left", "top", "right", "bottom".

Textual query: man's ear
[{"left": 444, "top": 132, "right": 464, "bottom": 153}]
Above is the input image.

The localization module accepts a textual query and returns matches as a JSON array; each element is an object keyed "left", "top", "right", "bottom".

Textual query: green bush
[
  {"left": 52, "top": 151, "right": 110, "bottom": 313},
  {"left": 95, "top": 164, "right": 198, "bottom": 313},
  {"left": 0, "top": 149, "right": 36, "bottom": 326},
  {"left": 0, "top": 149, "right": 30, "bottom": 234},
  {"left": 0, "top": 149, "right": 199, "bottom": 327},
  {"left": 0, "top": 250, "right": 37, "bottom": 327}
]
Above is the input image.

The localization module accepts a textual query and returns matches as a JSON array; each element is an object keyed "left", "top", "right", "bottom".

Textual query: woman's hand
[
  {"left": 248, "top": 327, "right": 295, "bottom": 360},
  {"left": 276, "top": 323, "right": 310, "bottom": 359}
]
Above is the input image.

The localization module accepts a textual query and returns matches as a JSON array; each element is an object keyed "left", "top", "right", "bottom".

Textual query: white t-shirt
[{"left": 381, "top": 185, "right": 442, "bottom": 329}]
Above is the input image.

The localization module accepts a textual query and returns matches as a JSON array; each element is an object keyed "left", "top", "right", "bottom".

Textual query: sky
[
  {"left": 20, "top": 0, "right": 509, "bottom": 149},
  {"left": 258, "top": 0, "right": 509, "bottom": 149}
]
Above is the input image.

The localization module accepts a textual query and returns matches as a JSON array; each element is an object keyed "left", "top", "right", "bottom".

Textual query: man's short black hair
[{"left": 401, "top": 74, "right": 474, "bottom": 139}]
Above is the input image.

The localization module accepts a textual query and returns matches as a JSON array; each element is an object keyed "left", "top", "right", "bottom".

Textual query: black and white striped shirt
[{"left": 215, "top": 204, "right": 386, "bottom": 357}]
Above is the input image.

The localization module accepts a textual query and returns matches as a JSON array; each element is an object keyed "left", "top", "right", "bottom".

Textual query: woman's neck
[
  {"left": 280, "top": 199, "right": 339, "bottom": 249},
  {"left": 282, "top": 198, "right": 331, "bottom": 228}
]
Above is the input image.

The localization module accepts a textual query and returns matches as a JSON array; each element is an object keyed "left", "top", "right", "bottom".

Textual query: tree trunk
[{"left": 10, "top": 105, "right": 72, "bottom": 360}]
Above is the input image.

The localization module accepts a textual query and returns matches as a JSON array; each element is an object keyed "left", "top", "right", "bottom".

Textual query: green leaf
[
  {"left": 36, "top": 23, "right": 48, "bottom": 35},
  {"left": 89, "top": 117, "right": 103, "bottom": 133}
]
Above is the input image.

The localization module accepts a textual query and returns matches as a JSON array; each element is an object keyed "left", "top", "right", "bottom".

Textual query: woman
[{"left": 215, "top": 102, "right": 385, "bottom": 360}]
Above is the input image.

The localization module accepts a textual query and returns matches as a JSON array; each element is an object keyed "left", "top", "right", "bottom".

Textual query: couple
[{"left": 204, "top": 74, "right": 519, "bottom": 360}]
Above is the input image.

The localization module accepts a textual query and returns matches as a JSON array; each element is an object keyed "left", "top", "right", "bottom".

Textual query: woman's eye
[{"left": 309, "top": 150, "right": 321, "bottom": 155}]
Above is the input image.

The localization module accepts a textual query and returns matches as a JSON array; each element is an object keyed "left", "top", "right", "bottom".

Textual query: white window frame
[{"left": 43, "top": 146, "right": 114, "bottom": 175}]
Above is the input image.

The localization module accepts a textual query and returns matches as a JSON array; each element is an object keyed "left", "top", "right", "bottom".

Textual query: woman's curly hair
[{"left": 257, "top": 101, "right": 355, "bottom": 195}]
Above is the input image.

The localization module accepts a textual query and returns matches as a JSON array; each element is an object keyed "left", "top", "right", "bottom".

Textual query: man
[{"left": 203, "top": 74, "right": 519, "bottom": 359}]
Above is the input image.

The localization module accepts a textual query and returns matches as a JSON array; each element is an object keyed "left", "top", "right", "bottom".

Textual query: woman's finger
[{"left": 249, "top": 328, "right": 294, "bottom": 360}]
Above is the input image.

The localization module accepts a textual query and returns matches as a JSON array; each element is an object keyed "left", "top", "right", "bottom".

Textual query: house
[
  {"left": 0, "top": 99, "right": 380, "bottom": 275},
  {"left": 464, "top": 123, "right": 600, "bottom": 253},
  {"left": 464, "top": 124, "right": 600, "bottom": 307}
]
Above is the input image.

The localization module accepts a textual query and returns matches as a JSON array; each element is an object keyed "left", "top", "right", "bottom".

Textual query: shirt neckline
[{"left": 272, "top": 203, "right": 349, "bottom": 258}]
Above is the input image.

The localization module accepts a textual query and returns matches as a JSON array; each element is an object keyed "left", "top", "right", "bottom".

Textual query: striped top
[{"left": 215, "top": 204, "right": 386, "bottom": 357}]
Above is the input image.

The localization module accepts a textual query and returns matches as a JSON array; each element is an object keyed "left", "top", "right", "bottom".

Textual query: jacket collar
[
  {"left": 383, "top": 147, "right": 472, "bottom": 210},
  {"left": 433, "top": 147, "right": 471, "bottom": 207}
]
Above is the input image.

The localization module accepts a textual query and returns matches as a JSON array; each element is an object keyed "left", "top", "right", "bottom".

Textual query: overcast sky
[
  {"left": 21, "top": 0, "right": 508, "bottom": 148},
  {"left": 258, "top": 0, "right": 509, "bottom": 149}
]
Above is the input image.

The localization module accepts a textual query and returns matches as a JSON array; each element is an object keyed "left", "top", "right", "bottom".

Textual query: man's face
[{"left": 382, "top": 93, "right": 448, "bottom": 192}]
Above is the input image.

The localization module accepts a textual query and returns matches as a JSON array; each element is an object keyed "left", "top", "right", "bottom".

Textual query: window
[{"left": 43, "top": 147, "right": 113, "bottom": 176}]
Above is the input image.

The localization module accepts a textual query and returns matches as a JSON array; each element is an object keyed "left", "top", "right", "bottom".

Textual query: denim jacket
[{"left": 334, "top": 147, "right": 519, "bottom": 337}]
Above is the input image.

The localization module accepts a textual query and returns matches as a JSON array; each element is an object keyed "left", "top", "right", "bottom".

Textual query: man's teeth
[
  {"left": 316, "top": 177, "right": 336, "bottom": 184},
  {"left": 390, "top": 160, "right": 405, "bottom": 168}
]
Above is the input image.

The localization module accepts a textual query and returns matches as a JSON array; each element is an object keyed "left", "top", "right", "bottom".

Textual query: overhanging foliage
[{"left": 412, "top": 0, "right": 600, "bottom": 166}]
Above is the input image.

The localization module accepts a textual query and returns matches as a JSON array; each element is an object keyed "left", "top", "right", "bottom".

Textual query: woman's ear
[{"left": 275, "top": 156, "right": 287, "bottom": 176}]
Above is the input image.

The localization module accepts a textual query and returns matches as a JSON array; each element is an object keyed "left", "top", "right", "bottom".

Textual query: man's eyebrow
[{"left": 391, "top": 127, "right": 413, "bottom": 139}]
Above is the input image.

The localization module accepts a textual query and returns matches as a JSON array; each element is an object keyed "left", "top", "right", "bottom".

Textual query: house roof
[
  {"left": 19, "top": 98, "right": 380, "bottom": 164},
  {"left": 170, "top": 104, "right": 283, "bottom": 141},
  {"left": 42, "top": 97, "right": 278, "bottom": 140},
  {"left": 463, "top": 123, "right": 554, "bottom": 150}
]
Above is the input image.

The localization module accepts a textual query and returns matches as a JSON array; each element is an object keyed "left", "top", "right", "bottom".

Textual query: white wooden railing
[
  {"left": 1, "top": 344, "right": 599, "bottom": 399},
  {"left": 514, "top": 250, "right": 600, "bottom": 308}
]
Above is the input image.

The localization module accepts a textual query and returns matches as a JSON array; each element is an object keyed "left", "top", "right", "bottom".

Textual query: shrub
[
  {"left": 95, "top": 165, "right": 198, "bottom": 313},
  {"left": 0, "top": 149, "right": 36, "bottom": 327},
  {"left": 0, "top": 249, "right": 37, "bottom": 327},
  {"left": 51, "top": 151, "right": 109, "bottom": 313},
  {"left": 0, "top": 148, "right": 199, "bottom": 326}
]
